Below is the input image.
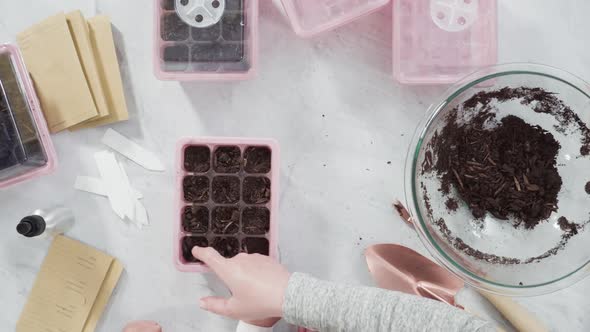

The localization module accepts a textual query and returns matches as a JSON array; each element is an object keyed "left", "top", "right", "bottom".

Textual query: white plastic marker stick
[
  {"left": 75, "top": 176, "right": 143, "bottom": 199},
  {"left": 117, "top": 161, "right": 136, "bottom": 221},
  {"left": 102, "top": 128, "right": 165, "bottom": 172},
  {"left": 94, "top": 151, "right": 126, "bottom": 219},
  {"left": 134, "top": 200, "right": 149, "bottom": 227}
]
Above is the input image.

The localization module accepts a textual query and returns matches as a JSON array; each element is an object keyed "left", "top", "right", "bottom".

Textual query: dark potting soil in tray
[
  {"left": 183, "top": 176, "right": 210, "bottom": 203},
  {"left": 182, "top": 236, "right": 208, "bottom": 262},
  {"left": 0, "top": 93, "right": 19, "bottom": 171},
  {"left": 212, "top": 237, "right": 240, "bottom": 258},
  {"left": 160, "top": 0, "right": 246, "bottom": 65},
  {"left": 241, "top": 237, "right": 269, "bottom": 255},
  {"left": 182, "top": 206, "right": 209, "bottom": 234},
  {"left": 423, "top": 87, "right": 589, "bottom": 264},
  {"left": 242, "top": 207, "right": 270, "bottom": 235},
  {"left": 212, "top": 206, "right": 240, "bottom": 234},
  {"left": 243, "top": 176, "right": 271, "bottom": 204},
  {"left": 184, "top": 145, "right": 211, "bottom": 172},
  {"left": 212, "top": 175, "right": 240, "bottom": 204},
  {"left": 214, "top": 146, "right": 241, "bottom": 173},
  {"left": 244, "top": 146, "right": 271, "bottom": 174},
  {"left": 180, "top": 144, "right": 272, "bottom": 261}
]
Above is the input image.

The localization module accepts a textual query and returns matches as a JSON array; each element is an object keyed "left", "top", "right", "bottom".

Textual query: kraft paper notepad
[
  {"left": 66, "top": 11, "right": 110, "bottom": 121},
  {"left": 16, "top": 236, "right": 123, "bottom": 332},
  {"left": 17, "top": 13, "right": 98, "bottom": 133},
  {"left": 71, "top": 15, "right": 129, "bottom": 130}
]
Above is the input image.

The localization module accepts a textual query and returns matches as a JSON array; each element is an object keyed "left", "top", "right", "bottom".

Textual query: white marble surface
[{"left": 1, "top": 0, "right": 589, "bottom": 331}]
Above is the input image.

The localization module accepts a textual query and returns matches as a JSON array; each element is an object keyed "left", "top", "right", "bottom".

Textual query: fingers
[
  {"left": 192, "top": 247, "right": 227, "bottom": 273},
  {"left": 123, "top": 321, "right": 161, "bottom": 332},
  {"left": 246, "top": 318, "right": 281, "bottom": 328},
  {"left": 200, "top": 296, "right": 233, "bottom": 317}
]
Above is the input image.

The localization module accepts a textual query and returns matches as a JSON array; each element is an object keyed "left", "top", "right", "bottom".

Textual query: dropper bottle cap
[{"left": 16, "top": 215, "right": 46, "bottom": 238}]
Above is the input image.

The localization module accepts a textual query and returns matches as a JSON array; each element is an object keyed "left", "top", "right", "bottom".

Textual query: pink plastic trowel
[
  {"left": 366, "top": 244, "right": 464, "bottom": 306},
  {"left": 365, "top": 244, "right": 549, "bottom": 332},
  {"left": 370, "top": 202, "right": 549, "bottom": 332}
]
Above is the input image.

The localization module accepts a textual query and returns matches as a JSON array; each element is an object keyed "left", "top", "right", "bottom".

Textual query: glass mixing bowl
[{"left": 405, "top": 63, "right": 590, "bottom": 296}]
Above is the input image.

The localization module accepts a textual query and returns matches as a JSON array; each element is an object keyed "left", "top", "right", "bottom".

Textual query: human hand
[
  {"left": 123, "top": 320, "right": 162, "bottom": 332},
  {"left": 192, "top": 247, "right": 290, "bottom": 322}
]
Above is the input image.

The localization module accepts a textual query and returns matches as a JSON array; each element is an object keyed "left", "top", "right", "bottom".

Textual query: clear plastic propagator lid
[
  {"left": 393, "top": 0, "right": 497, "bottom": 84},
  {"left": 278, "top": 0, "right": 390, "bottom": 38},
  {"left": 154, "top": 0, "right": 259, "bottom": 81},
  {"left": 0, "top": 44, "right": 56, "bottom": 188}
]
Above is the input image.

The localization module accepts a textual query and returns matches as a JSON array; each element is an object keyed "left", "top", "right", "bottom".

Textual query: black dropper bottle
[{"left": 16, "top": 206, "right": 74, "bottom": 238}]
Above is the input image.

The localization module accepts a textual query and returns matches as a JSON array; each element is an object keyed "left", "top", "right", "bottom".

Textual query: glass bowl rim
[{"left": 404, "top": 63, "right": 590, "bottom": 296}]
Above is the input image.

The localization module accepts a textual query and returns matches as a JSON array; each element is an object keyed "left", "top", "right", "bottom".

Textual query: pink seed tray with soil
[
  {"left": 175, "top": 137, "right": 279, "bottom": 272},
  {"left": 0, "top": 44, "right": 56, "bottom": 189},
  {"left": 154, "top": 0, "right": 258, "bottom": 81}
]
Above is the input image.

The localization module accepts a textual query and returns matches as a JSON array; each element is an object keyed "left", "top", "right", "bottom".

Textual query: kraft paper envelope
[
  {"left": 17, "top": 13, "right": 98, "bottom": 133},
  {"left": 71, "top": 15, "right": 129, "bottom": 130},
  {"left": 82, "top": 259, "right": 124, "bottom": 332},
  {"left": 66, "top": 11, "right": 110, "bottom": 121},
  {"left": 17, "top": 236, "right": 123, "bottom": 332}
]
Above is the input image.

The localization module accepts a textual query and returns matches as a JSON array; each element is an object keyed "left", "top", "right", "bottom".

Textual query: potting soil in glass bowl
[{"left": 405, "top": 64, "right": 590, "bottom": 296}]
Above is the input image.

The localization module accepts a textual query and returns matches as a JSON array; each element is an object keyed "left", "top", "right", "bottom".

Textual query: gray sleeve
[{"left": 282, "top": 273, "right": 495, "bottom": 332}]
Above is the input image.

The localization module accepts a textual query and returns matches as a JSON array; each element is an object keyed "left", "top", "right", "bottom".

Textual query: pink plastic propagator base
[
  {"left": 393, "top": 0, "right": 497, "bottom": 84},
  {"left": 280, "top": 0, "right": 390, "bottom": 38},
  {"left": 0, "top": 44, "right": 57, "bottom": 189},
  {"left": 175, "top": 137, "right": 279, "bottom": 272},
  {"left": 154, "top": 0, "right": 259, "bottom": 81}
]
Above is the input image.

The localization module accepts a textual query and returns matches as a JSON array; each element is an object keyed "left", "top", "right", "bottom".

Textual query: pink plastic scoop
[
  {"left": 366, "top": 243, "right": 463, "bottom": 306},
  {"left": 372, "top": 203, "right": 549, "bottom": 332}
]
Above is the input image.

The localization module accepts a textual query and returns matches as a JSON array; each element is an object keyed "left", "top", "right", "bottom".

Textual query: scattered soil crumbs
[
  {"left": 558, "top": 217, "right": 579, "bottom": 236},
  {"left": 445, "top": 198, "right": 459, "bottom": 212},
  {"left": 461, "top": 87, "right": 590, "bottom": 156}
]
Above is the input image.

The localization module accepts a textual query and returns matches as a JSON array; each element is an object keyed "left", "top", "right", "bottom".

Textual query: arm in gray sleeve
[{"left": 282, "top": 273, "right": 495, "bottom": 332}]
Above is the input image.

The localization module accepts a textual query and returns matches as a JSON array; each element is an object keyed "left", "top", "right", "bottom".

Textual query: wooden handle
[{"left": 479, "top": 292, "right": 548, "bottom": 332}]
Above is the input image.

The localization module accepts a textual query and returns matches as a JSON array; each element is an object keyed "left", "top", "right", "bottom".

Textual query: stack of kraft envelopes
[{"left": 17, "top": 11, "right": 129, "bottom": 133}]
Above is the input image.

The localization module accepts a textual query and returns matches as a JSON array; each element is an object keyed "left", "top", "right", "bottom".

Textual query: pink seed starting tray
[
  {"left": 175, "top": 137, "right": 279, "bottom": 272},
  {"left": 0, "top": 44, "right": 56, "bottom": 189},
  {"left": 279, "top": 0, "right": 390, "bottom": 38},
  {"left": 154, "top": 0, "right": 259, "bottom": 81},
  {"left": 393, "top": 0, "right": 497, "bottom": 84}
]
